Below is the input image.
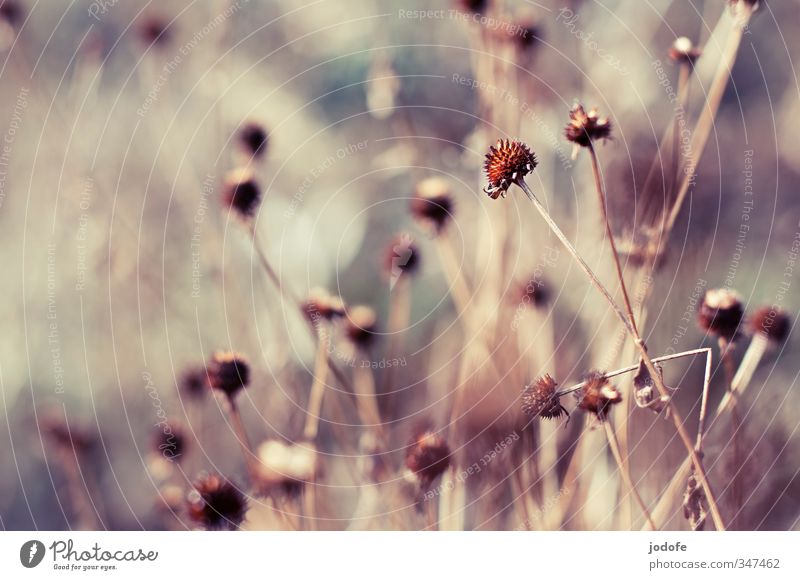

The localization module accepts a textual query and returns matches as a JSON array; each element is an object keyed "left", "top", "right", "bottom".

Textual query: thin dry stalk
[
  {"left": 225, "top": 397, "right": 260, "bottom": 484},
  {"left": 603, "top": 420, "right": 656, "bottom": 530},
  {"left": 303, "top": 323, "right": 331, "bottom": 441}
]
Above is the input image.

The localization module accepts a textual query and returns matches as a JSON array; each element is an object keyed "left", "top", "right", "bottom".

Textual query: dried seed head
[
  {"left": 138, "top": 16, "right": 171, "bottom": 47},
  {"left": 0, "top": 1, "right": 21, "bottom": 27},
  {"left": 483, "top": 139, "right": 537, "bottom": 199},
  {"left": 521, "top": 375, "right": 568, "bottom": 420},
  {"left": 750, "top": 306, "right": 790, "bottom": 343},
  {"left": 222, "top": 168, "right": 262, "bottom": 219},
  {"left": 345, "top": 305, "right": 378, "bottom": 347},
  {"left": 669, "top": 37, "right": 702, "bottom": 64},
  {"left": 565, "top": 104, "right": 612, "bottom": 148},
  {"left": 304, "top": 287, "right": 346, "bottom": 322},
  {"left": 456, "top": 0, "right": 489, "bottom": 15},
  {"left": 384, "top": 234, "right": 420, "bottom": 281},
  {"left": 410, "top": 177, "right": 454, "bottom": 234},
  {"left": 180, "top": 366, "right": 209, "bottom": 400},
  {"left": 208, "top": 351, "right": 250, "bottom": 398},
  {"left": 576, "top": 371, "right": 621, "bottom": 419},
  {"left": 256, "top": 440, "right": 317, "bottom": 496},
  {"left": 238, "top": 121, "right": 269, "bottom": 159},
  {"left": 518, "top": 276, "right": 550, "bottom": 309},
  {"left": 152, "top": 424, "right": 186, "bottom": 462},
  {"left": 187, "top": 474, "right": 247, "bottom": 530},
  {"left": 405, "top": 431, "right": 451, "bottom": 487},
  {"left": 697, "top": 288, "right": 744, "bottom": 340},
  {"left": 682, "top": 472, "right": 707, "bottom": 531}
]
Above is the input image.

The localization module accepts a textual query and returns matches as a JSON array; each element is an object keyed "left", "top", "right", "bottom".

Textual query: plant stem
[
  {"left": 603, "top": 420, "right": 656, "bottom": 530},
  {"left": 226, "top": 397, "right": 259, "bottom": 483},
  {"left": 516, "top": 178, "right": 725, "bottom": 530},
  {"left": 303, "top": 322, "right": 331, "bottom": 440}
]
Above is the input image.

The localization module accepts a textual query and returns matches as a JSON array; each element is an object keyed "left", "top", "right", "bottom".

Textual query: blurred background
[{"left": 0, "top": 0, "right": 798, "bottom": 531}]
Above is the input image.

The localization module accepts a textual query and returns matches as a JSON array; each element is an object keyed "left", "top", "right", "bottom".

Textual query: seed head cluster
[
  {"left": 521, "top": 374, "right": 568, "bottom": 420},
  {"left": 483, "top": 139, "right": 537, "bottom": 199}
]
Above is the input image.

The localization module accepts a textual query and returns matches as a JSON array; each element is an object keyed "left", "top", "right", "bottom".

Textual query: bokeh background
[{"left": 0, "top": 0, "right": 798, "bottom": 531}]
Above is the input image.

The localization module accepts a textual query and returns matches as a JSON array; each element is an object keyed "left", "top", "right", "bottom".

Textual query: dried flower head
[
  {"left": 138, "top": 16, "right": 171, "bottom": 47},
  {"left": 669, "top": 37, "right": 702, "bottom": 64},
  {"left": 576, "top": 371, "right": 621, "bottom": 419},
  {"left": 256, "top": 440, "right": 317, "bottom": 496},
  {"left": 410, "top": 177, "right": 454, "bottom": 233},
  {"left": 187, "top": 474, "right": 247, "bottom": 530},
  {"left": 405, "top": 431, "right": 451, "bottom": 487},
  {"left": 456, "top": 0, "right": 489, "bottom": 15},
  {"left": 304, "top": 287, "right": 346, "bottom": 322},
  {"left": 483, "top": 139, "right": 537, "bottom": 199},
  {"left": 208, "top": 351, "right": 250, "bottom": 398},
  {"left": 0, "top": 1, "right": 21, "bottom": 27},
  {"left": 750, "top": 306, "right": 790, "bottom": 343},
  {"left": 222, "top": 168, "right": 262, "bottom": 219},
  {"left": 682, "top": 472, "right": 707, "bottom": 531},
  {"left": 238, "top": 121, "right": 269, "bottom": 159},
  {"left": 518, "top": 276, "right": 550, "bottom": 309},
  {"left": 152, "top": 425, "right": 186, "bottom": 462},
  {"left": 697, "top": 288, "right": 744, "bottom": 340},
  {"left": 345, "top": 305, "right": 378, "bottom": 347},
  {"left": 384, "top": 233, "right": 420, "bottom": 282},
  {"left": 521, "top": 375, "right": 568, "bottom": 420},
  {"left": 180, "top": 366, "right": 209, "bottom": 400},
  {"left": 565, "top": 104, "right": 612, "bottom": 148}
]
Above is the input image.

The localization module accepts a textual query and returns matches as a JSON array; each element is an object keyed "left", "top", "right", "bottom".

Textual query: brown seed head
[
  {"left": 564, "top": 104, "right": 612, "bottom": 148},
  {"left": 345, "top": 305, "right": 378, "bottom": 347},
  {"left": 483, "top": 139, "right": 537, "bottom": 199},
  {"left": 138, "top": 16, "right": 171, "bottom": 47},
  {"left": 750, "top": 306, "right": 790, "bottom": 343},
  {"left": 521, "top": 375, "right": 568, "bottom": 420},
  {"left": 152, "top": 424, "right": 186, "bottom": 462},
  {"left": 410, "top": 177, "right": 454, "bottom": 234},
  {"left": 697, "top": 288, "right": 744, "bottom": 340},
  {"left": 669, "top": 37, "right": 702, "bottom": 64},
  {"left": 208, "top": 351, "right": 250, "bottom": 398},
  {"left": 456, "top": 0, "right": 489, "bottom": 15},
  {"left": 383, "top": 234, "right": 420, "bottom": 280},
  {"left": 0, "top": 1, "right": 21, "bottom": 26},
  {"left": 518, "top": 276, "right": 550, "bottom": 309},
  {"left": 304, "top": 287, "right": 346, "bottom": 322},
  {"left": 576, "top": 371, "right": 621, "bottom": 419},
  {"left": 180, "top": 366, "right": 209, "bottom": 400},
  {"left": 222, "top": 168, "right": 262, "bottom": 219},
  {"left": 238, "top": 122, "right": 269, "bottom": 159},
  {"left": 187, "top": 474, "right": 247, "bottom": 530},
  {"left": 405, "top": 431, "right": 451, "bottom": 487}
]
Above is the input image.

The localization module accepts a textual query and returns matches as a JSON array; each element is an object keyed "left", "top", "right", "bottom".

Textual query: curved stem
[{"left": 604, "top": 420, "right": 656, "bottom": 530}]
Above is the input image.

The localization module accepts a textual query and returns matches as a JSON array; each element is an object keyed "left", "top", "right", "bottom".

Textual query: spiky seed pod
[
  {"left": 750, "top": 306, "right": 790, "bottom": 343},
  {"left": 345, "top": 305, "right": 378, "bottom": 347},
  {"left": 238, "top": 122, "right": 269, "bottom": 159},
  {"left": 576, "top": 371, "right": 621, "bottom": 419},
  {"left": 405, "top": 431, "right": 451, "bottom": 487},
  {"left": 138, "top": 16, "right": 171, "bottom": 47},
  {"left": 187, "top": 474, "right": 247, "bottom": 530},
  {"left": 410, "top": 177, "right": 454, "bottom": 234},
  {"left": 222, "top": 168, "right": 262, "bottom": 219},
  {"left": 521, "top": 375, "right": 568, "bottom": 420},
  {"left": 152, "top": 425, "right": 186, "bottom": 462},
  {"left": 383, "top": 234, "right": 420, "bottom": 280},
  {"left": 697, "top": 288, "right": 744, "bottom": 340},
  {"left": 208, "top": 351, "right": 250, "bottom": 398},
  {"left": 669, "top": 37, "right": 702, "bottom": 64},
  {"left": 483, "top": 139, "right": 537, "bottom": 199},
  {"left": 304, "top": 287, "right": 346, "bottom": 322},
  {"left": 564, "top": 104, "right": 612, "bottom": 148},
  {"left": 256, "top": 440, "right": 317, "bottom": 497},
  {"left": 180, "top": 366, "right": 209, "bottom": 400}
]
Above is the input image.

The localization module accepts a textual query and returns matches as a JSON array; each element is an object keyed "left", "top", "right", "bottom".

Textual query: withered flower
[
  {"left": 518, "top": 276, "right": 550, "bottom": 309},
  {"left": 521, "top": 375, "right": 568, "bottom": 420},
  {"left": 0, "top": 1, "right": 21, "bottom": 27},
  {"left": 697, "top": 288, "right": 744, "bottom": 340},
  {"left": 483, "top": 139, "right": 537, "bottom": 199},
  {"left": 152, "top": 424, "right": 186, "bottom": 462},
  {"left": 238, "top": 121, "right": 269, "bottom": 159},
  {"left": 180, "top": 366, "right": 209, "bottom": 400},
  {"left": 345, "top": 305, "right": 378, "bottom": 348},
  {"left": 410, "top": 177, "right": 454, "bottom": 234},
  {"left": 565, "top": 104, "right": 612, "bottom": 148},
  {"left": 669, "top": 37, "right": 702, "bottom": 64},
  {"left": 576, "top": 371, "right": 621, "bottom": 419},
  {"left": 682, "top": 472, "right": 707, "bottom": 531},
  {"left": 187, "top": 474, "right": 247, "bottom": 530},
  {"left": 384, "top": 233, "right": 420, "bottom": 281},
  {"left": 208, "top": 351, "right": 250, "bottom": 398},
  {"left": 750, "top": 306, "right": 790, "bottom": 343},
  {"left": 456, "top": 0, "right": 489, "bottom": 15},
  {"left": 304, "top": 287, "right": 346, "bottom": 322},
  {"left": 222, "top": 168, "right": 262, "bottom": 219},
  {"left": 138, "top": 16, "right": 171, "bottom": 47},
  {"left": 405, "top": 431, "right": 451, "bottom": 487}
]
